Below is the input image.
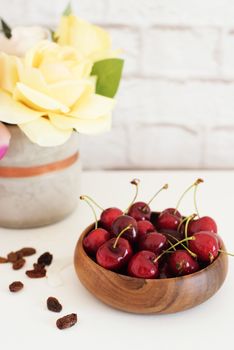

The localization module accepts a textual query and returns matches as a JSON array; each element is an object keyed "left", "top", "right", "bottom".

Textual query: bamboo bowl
[{"left": 74, "top": 224, "right": 228, "bottom": 314}]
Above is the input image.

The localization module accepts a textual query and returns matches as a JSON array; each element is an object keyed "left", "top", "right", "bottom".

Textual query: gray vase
[{"left": 0, "top": 125, "right": 81, "bottom": 229}]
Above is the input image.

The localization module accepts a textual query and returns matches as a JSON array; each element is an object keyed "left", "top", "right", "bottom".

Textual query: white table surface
[{"left": 0, "top": 170, "right": 234, "bottom": 350}]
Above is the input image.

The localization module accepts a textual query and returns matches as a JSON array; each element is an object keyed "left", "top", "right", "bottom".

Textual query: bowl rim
[{"left": 76, "top": 222, "right": 227, "bottom": 283}]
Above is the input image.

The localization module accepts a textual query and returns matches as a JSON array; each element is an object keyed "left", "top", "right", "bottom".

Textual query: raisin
[
  {"left": 17, "top": 247, "right": 36, "bottom": 257},
  {"left": 26, "top": 268, "right": 46, "bottom": 278},
  {"left": 37, "top": 252, "right": 53, "bottom": 266},
  {"left": 12, "top": 258, "right": 26, "bottom": 270},
  {"left": 56, "top": 313, "right": 77, "bottom": 330},
  {"left": 9, "top": 281, "right": 24, "bottom": 292},
  {"left": 47, "top": 297, "right": 62, "bottom": 313},
  {"left": 7, "top": 252, "right": 19, "bottom": 263},
  {"left": 33, "top": 263, "right": 45, "bottom": 270},
  {"left": 0, "top": 257, "right": 8, "bottom": 263}
]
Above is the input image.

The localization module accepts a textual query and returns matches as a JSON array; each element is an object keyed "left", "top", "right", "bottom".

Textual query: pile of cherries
[{"left": 80, "top": 179, "right": 228, "bottom": 279}]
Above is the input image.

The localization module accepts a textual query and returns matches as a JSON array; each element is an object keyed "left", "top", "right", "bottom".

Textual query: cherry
[
  {"left": 100, "top": 207, "right": 123, "bottom": 231},
  {"left": 128, "top": 183, "right": 168, "bottom": 221},
  {"left": 157, "top": 179, "right": 203, "bottom": 231},
  {"left": 112, "top": 215, "right": 138, "bottom": 244},
  {"left": 137, "top": 220, "right": 155, "bottom": 242},
  {"left": 96, "top": 237, "right": 133, "bottom": 271},
  {"left": 159, "top": 262, "right": 172, "bottom": 279},
  {"left": 188, "top": 231, "right": 219, "bottom": 263},
  {"left": 128, "top": 201, "right": 151, "bottom": 221},
  {"left": 127, "top": 251, "right": 159, "bottom": 279},
  {"left": 157, "top": 208, "right": 182, "bottom": 232},
  {"left": 188, "top": 216, "right": 217, "bottom": 236},
  {"left": 79, "top": 195, "right": 122, "bottom": 231},
  {"left": 167, "top": 250, "right": 199, "bottom": 276},
  {"left": 83, "top": 228, "right": 111, "bottom": 256},
  {"left": 80, "top": 196, "right": 111, "bottom": 255},
  {"left": 138, "top": 232, "right": 168, "bottom": 255}
]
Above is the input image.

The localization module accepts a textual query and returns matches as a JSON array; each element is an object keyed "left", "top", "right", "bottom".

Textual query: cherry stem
[
  {"left": 113, "top": 224, "right": 132, "bottom": 249},
  {"left": 168, "top": 239, "right": 176, "bottom": 251},
  {"left": 80, "top": 195, "right": 98, "bottom": 230},
  {"left": 79, "top": 195, "right": 104, "bottom": 211},
  {"left": 124, "top": 179, "right": 140, "bottom": 214},
  {"left": 143, "top": 183, "right": 169, "bottom": 210},
  {"left": 154, "top": 237, "right": 195, "bottom": 263},
  {"left": 184, "top": 213, "right": 197, "bottom": 247},
  {"left": 193, "top": 179, "right": 204, "bottom": 218},
  {"left": 177, "top": 214, "right": 197, "bottom": 233},
  {"left": 167, "top": 233, "right": 197, "bottom": 258},
  {"left": 174, "top": 178, "right": 204, "bottom": 215},
  {"left": 218, "top": 249, "right": 234, "bottom": 257}
]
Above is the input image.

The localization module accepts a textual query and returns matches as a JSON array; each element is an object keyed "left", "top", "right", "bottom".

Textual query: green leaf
[
  {"left": 63, "top": 2, "right": 72, "bottom": 16},
  {"left": 0, "top": 18, "right": 12, "bottom": 39},
  {"left": 91, "top": 58, "right": 124, "bottom": 98}
]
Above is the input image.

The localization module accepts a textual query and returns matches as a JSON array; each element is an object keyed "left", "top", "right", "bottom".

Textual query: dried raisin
[
  {"left": 37, "top": 252, "right": 53, "bottom": 266},
  {"left": 47, "top": 297, "right": 62, "bottom": 313},
  {"left": 12, "top": 258, "right": 26, "bottom": 270},
  {"left": 9, "top": 281, "right": 24, "bottom": 292},
  {"left": 56, "top": 313, "right": 77, "bottom": 330}
]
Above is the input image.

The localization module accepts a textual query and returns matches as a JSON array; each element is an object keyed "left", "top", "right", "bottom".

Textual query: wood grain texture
[{"left": 74, "top": 224, "right": 228, "bottom": 314}]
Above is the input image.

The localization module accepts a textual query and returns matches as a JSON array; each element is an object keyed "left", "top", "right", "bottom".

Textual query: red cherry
[
  {"left": 137, "top": 220, "right": 155, "bottom": 241},
  {"left": 188, "top": 216, "right": 217, "bottom": 236},
  {"left": 138, "top": 232, "right": 168, "bottom": 255},
  {"left": 188, "top": 231, "right": 219, "bottom": 263},
  {"left": 100, "top": 207, "right": 123, "bottom": 231},
  {"left": 96, "top": 237, "right": 133, "bottom": 271},
  {"left": 159, "top": 262, "right": 173, "bottom": 279},
  {"left": 83, "top": 228, "right": 111, "bottom": 255},
  {"left": 128, "top": 183, "right": 168, "bottom": 221},
  {"left": 128, "top": 201, "right": 151, "bottom": 221},
  {"left": 127, "top": 251, "right": 159, "bottom": 279},
  {"left": 168, "top": 250, "right": 199, "bottom": 276},
  {"left": 112, "top": 215, "right": 138, "bottom": 243},
  {"left": 157, "top": 208, "right": 182, "bottom": 231}
]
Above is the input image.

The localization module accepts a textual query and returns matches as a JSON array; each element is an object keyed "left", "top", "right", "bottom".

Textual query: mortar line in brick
[{"left": 121, "top": 75, "right": 234, "bottom": 84}]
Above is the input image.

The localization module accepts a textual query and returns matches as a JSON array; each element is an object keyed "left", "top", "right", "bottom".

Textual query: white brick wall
[{"left": 1, "top": 0, "right": 234, "bottom": 169}]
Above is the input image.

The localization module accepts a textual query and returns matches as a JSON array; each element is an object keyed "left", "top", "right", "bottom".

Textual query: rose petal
[
  {"left": 0, "top": 53, "right": 20, "bottom": 93},
  {"left": 13, "top": 83, "right": 69, "bottom": 113},
  {"left": 70, "top": 93, "right": 115, "bottom": 120},
  {"left": 57, "top": 16, "right": 111, "bottom": 59},
  {"left": 19, "top": 117, "right": 72, "bottom": 147},
  {"left": 0, "top": 122, "right": 11, "bottom": 160},
  {"left": 49, "top": 113, "right": 112, "bottom": 134},
  {"left": 48, "top": 80, "right": 90, "bottom": 108},
  {"left": 0, "top": 90, "right": 42, "bottom": 124}
]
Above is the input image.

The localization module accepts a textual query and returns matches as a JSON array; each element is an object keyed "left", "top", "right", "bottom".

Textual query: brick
[
  {"left": 128, "top": 123, "right": 202, "bottom": 168},
  {"left": 108, "top": 0, "right": 234, "bottom": 26},
  {"left": 106, "top": 27, "right": 140, "bottom": 75},
  {"left": 116, "top": 79, "right": 234, "bottom": 126},
  {"left": 79, "top": 124, "right": 128, "bottom": 169},
  {"left": 0, "top": 0, "right": 108, "bottom": 26},
  {"left": 205, "top": 127, "right": 234, "bottom": 168},
  {"left": 142, "top": 28, "right": 219, "bottom": 78},
  {"left": 222, "top": 30, "right": 234, "bottom": 78}
]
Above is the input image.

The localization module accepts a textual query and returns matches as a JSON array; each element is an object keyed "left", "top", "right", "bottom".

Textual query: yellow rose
[
  {"left": 0, "top": 41, "right": 115, "bottom": 146},
  {"left": 56, "top": 15, "right": 116, "bottom": 62}
]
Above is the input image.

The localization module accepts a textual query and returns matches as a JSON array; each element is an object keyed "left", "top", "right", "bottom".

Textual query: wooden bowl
[{"left": 74, "top": 224, "right": 228, "bottom": 314}]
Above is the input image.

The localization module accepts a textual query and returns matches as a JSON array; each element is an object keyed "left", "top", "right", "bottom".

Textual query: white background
[{"left": 1, "top": 0, "right": 234, "bottom": 169}]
